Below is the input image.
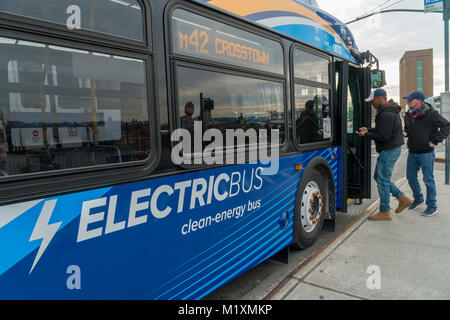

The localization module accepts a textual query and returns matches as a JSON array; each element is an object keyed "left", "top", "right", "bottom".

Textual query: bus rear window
[
  {"left": 0, "top": 36, "right": 151, "bottom": 178},
  {"left": 0, "top": 0, "right": 145, "bottom": 41}
]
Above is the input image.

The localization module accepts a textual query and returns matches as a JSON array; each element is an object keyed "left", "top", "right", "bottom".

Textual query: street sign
[{"left": 425, "top": 0, "right": 443, "bottom": 13}]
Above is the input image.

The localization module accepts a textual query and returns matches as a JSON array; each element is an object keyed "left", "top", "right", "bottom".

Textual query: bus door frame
[{"left": 335, "top": 61, "right": 372, "bottom": 212}]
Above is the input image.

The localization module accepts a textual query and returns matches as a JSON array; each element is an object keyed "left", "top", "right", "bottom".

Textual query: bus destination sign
[{"left": 171, "top": 9, "right": 284, "bottom": 75}]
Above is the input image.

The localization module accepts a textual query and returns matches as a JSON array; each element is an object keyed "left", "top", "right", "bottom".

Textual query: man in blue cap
[
  {"left": 403, "top": 90, "right": 450, "bottom": 216},
  {"left": 356, "top": 88, "right": 413, "bottom": 221}
]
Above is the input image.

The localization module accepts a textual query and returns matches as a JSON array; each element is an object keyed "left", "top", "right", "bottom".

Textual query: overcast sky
[{"left": 318, "top": 0, "right": 445, "bottom": 101}]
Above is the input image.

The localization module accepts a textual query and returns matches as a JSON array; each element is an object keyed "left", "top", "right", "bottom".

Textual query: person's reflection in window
[
  {"left": 181, "top": 101, "right": 195, "bottom": 133},
  {"left": 296, "top": 100, "right": 320, "bottom": 144}
]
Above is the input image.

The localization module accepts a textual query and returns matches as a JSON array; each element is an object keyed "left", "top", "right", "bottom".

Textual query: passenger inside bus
[{"left": 296, "top": 100, "right": 320, "bottom": 144}]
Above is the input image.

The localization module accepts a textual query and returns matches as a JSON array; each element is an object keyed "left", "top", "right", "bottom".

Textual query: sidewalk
[{"left": 272, "top": 172, "right": 450, "bottom": 300}]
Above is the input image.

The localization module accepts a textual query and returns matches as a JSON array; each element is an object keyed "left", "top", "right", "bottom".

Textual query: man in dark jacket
[
  {"left": 403, "top": 90, "right": 450, "bottom": 217},
  {"left": 356, "top": 88, "right": 413, "bottom": 221},
  {"left": 296, "top": 100, "right": 320, "bottom": 144}
]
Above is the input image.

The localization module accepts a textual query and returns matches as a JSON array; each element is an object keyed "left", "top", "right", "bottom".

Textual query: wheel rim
[{"left": 300, "top": 181, "right": 323, "bottom": 233}]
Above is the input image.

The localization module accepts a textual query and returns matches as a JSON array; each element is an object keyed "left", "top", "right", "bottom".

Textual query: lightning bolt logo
[{"left": 28, "top": 200, "right": 62, "bottom": 274}]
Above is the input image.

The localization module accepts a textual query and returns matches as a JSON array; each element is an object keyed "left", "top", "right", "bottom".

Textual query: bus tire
[{"left": 292, "top": 168, "right": 327, "bottom": 250}]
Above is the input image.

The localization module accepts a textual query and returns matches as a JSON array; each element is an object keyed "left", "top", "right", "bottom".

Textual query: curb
[{"left": 264, "top": 177, "right": 408, "bottom": 300}]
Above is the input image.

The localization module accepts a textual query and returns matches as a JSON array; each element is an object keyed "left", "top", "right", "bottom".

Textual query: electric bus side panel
[{"left": 0, "top": 147, "right": 338, "bottom": 299}]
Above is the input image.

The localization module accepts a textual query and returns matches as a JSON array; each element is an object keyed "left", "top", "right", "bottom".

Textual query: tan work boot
[
  {"left": 395, "top": 194, "right": 414, "bottom": 214},
  {"left": 368, "top": 210, "right": 392, "bottom": 221}
]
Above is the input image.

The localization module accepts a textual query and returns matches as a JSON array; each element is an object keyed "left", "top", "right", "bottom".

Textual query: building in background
[{"left": 399, "top": 49, "right": 434, "bottom": 110}]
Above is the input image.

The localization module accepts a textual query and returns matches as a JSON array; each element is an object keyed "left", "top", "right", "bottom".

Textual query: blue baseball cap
[
  {"left": 313, "top": 95, "right": 329, "bottom": 106},
  {"left": 403, "top": 90, "right": 425, "bottom": 101},
  {"left": 365, "top": 88, "right": 387, "bottom": 102}
]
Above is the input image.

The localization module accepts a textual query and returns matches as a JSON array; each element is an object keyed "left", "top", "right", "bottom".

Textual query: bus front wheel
[{"left": 292, "top": 169, "right": 327, "bottom": 250}]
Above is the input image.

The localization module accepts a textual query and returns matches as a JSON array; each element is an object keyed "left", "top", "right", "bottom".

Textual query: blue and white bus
[{"left": 0, "top": 0, "right": 377, "bottom": 299}]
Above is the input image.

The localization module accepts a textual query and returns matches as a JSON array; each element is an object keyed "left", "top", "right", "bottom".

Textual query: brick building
[{"left": 399, "top": 49, "right": 434, "bottom": 110}]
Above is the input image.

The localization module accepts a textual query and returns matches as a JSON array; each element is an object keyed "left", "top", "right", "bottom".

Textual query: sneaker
[
  {"left": 422, "top": 207, "right": 438, "bottom": 217},
  {"left": 409, "top": 200, "right": 424, "bottom": 210}
]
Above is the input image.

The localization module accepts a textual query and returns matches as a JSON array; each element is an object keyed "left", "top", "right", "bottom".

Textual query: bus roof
[{"left": 198, "top": 0, "right": 358, "bottom": 63}]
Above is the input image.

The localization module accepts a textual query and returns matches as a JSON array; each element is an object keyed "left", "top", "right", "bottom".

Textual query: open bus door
[{"left": 335, "top": 61, "right": 372, "bottom": 212}]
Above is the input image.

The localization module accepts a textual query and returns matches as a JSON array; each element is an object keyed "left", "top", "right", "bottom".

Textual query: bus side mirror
[{"left": 371, "top": 69, "right": 386, "bottom": 88}]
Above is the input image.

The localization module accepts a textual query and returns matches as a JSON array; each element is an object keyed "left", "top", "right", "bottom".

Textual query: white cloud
[{"left": 318, "top": 0, "right": 446, "bottom": 99}]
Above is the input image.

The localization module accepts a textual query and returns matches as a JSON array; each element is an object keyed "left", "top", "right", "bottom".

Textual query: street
[{"left": 206, "top": 142, "right": 410, "bottom": 300}]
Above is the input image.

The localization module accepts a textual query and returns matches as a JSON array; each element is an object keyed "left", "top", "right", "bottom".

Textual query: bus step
[
  {"left": 323, "top": 218, "right": 335, "bottom": 232},
  {"left": 270, "top": 246, "right": 289, "bottom": 264}
]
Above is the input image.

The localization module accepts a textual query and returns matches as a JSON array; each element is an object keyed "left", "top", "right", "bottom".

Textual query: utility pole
[
  {"left": 445, "top": 0, "right": 449, "bottom": 92},
  {"left": 445, "top": 0, "right": 450, "bottom": 184}
]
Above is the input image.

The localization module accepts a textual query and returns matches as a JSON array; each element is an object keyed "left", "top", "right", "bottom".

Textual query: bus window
[
  {"left": 176, "top": 66, "right": 285, "bottom": 150},
  {"left": 293, "top": 49, "right": 329, "bottom": 84},
  {"left": 294, "top": 85, "right": 332, "bottom": 144},
  {"left": 292, "top": 48, "right": 331, "bottom": 146},
  {"left": 0, "top": 0, "right": 144, "bottom": 41},
  {"left": 0, "top": 36, "right": 151, "bottom": 178}
]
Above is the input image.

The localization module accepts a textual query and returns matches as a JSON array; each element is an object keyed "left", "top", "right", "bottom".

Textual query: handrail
[{"left": 346, "top": 143, "right": 364, "bottom": 170}]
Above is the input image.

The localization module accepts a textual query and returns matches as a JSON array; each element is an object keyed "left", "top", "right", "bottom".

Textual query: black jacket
[
  {"left": 366, "top": 100, "right": 404, "bottom": 153},
  {"left": 404, "top": 102, "right": 450, "bottom": 154},
  {"left": 296, "top": 109, "right": 320, "bottom": 144}
]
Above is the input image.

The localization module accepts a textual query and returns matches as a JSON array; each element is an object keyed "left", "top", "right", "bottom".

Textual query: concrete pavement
[
  {"left": 272, "top": 167, "right": 450, "bottom": 300},
  {"left": 207, "top": 143, "right": 409, "bottom": 300}
]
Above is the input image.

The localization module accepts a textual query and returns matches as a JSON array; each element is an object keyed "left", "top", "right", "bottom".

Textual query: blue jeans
[
  {"left": 406, "top": 151, "right": 437, "bottom": 209},
  {"left": 374, "top": 147, "right": 403, "bottom": 212}
]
